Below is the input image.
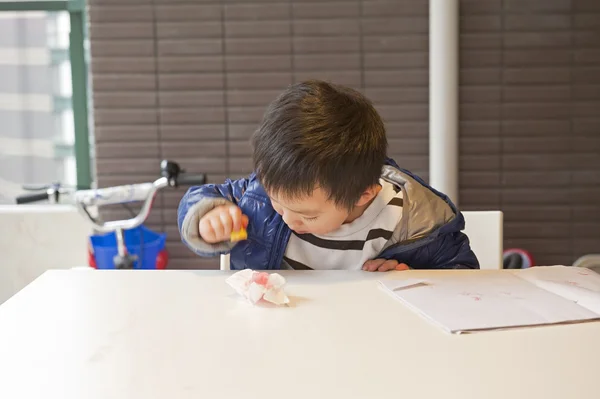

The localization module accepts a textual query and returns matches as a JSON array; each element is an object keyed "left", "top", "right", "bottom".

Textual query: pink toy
[{"left": 226, "top": 269, "right": 289, "bottom": 305}]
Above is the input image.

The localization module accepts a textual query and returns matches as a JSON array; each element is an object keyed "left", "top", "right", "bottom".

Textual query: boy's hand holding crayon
[{"left": 199, "top": 205, "right": 248, "bottom": 244}]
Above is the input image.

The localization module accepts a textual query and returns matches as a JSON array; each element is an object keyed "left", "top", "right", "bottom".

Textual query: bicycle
[{"left": 15, "top": 160, "right": 206, "bottom": 269}]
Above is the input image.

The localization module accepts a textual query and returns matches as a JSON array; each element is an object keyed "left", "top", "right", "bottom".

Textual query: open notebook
[{"left": 379, "top": 266, "right": 600, "bottom": 334}]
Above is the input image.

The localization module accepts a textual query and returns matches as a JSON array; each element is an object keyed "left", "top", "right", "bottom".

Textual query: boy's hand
[
  {"left": 362, "top": 259, "right": 410, "bottom": 272},
  {"left": 199, "top": 205, "right": 249, "bottom": 244}
]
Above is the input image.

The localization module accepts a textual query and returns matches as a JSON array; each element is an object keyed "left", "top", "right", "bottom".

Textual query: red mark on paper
[
  {"left": 460, "top": 291, "right": 482, "bottom": 301},
  {"left": 501, "top": 291, "right": 524, "bottom": 300},
  {"left": 566, "top": 280, "right": 581, "bottom": 287}
]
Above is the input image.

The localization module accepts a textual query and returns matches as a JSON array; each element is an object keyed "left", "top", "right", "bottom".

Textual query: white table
[{"left": 1, "top": 269, "right": 599, "bottom": 399}]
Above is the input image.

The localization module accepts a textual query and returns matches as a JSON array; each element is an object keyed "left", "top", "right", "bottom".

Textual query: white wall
[{"left": 0, "top": 205, "right": 91, "bottom": 303}]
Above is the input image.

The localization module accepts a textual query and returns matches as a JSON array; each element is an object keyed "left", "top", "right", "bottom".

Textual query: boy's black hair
[{"left": 252, "top": 80, "right": 388, "bottom": 209}]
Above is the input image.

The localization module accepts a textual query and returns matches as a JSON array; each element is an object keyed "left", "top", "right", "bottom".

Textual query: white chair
[
  {"left": 220, "top": 253, "right": 230, "bottom": 271},
  {"left": 462, "top": 210, "right": 504, "bottom": 270}
]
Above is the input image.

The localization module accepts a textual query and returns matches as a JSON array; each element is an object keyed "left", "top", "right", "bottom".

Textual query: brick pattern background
[{"left": 88, "top": 0, "right": 600, "bottom": 269}]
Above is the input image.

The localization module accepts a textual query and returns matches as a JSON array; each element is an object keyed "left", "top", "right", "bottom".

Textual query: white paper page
[
  {"left": 516, "top": 267, "right": 600, "bottom": 314},
  {"left": 379, "top": 272, "right": 600, "bottom": 334}
]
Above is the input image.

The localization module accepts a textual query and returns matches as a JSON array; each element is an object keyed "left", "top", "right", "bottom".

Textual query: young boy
[{"left": 178, "top": 80, "right": 479, "bottom": 271}]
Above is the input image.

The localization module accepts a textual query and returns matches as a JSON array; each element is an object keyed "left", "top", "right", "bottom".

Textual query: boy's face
[{"left": 269, "top": 186, "right": 379, "bottom": 236}]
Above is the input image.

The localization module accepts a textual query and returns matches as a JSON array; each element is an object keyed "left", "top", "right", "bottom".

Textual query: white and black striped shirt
[{"left": 283, "top": 180, "right": 403, "bottom": 270}]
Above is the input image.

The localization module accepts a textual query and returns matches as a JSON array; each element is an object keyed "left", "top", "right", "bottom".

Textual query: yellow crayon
[{"left": 230, "top": 227, "right": 247, "bottom": 242}]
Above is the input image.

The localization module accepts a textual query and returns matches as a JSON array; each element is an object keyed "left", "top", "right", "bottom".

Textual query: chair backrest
[
  {"left": 220, "top": 211, "right": 504, "bottom": 271},
  {"left": 461, "top": 210, "right": 504, "bottom": 270}
]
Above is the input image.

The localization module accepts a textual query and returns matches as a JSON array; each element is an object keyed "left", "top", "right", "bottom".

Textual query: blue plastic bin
[{"left": 89, "top": 225, "right": 166, "bottom": 269}]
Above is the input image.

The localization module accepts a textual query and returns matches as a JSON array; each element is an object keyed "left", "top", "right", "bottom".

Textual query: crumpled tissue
[{"left": 226, "top": 269, "right": 289, "bottom": 305}]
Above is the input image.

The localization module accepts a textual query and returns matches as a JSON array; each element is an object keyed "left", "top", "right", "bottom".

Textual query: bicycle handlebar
[
  {"left": 74, "top": 178, "right": 168, "bottom": 232},
  {"left": 74, "top": 160, "right": 204, "bottom": 233},
  {"left": 176, "top": 174, "right": 206, "bottom": 186},
  {"left": 16, "top": 192, "right": 50, "bottom": 204},
  {"left": 74, "top": 182, "right": 160, "bottom": 207}
]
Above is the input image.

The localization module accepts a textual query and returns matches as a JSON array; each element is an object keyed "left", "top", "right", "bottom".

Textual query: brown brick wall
[{"left": 88, "top": 0, "right": 600, "bottom": 269}]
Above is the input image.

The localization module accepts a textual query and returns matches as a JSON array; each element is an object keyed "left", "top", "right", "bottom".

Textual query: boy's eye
[{"left": 303, "top": 216, "right": 318, "bottom": 222}]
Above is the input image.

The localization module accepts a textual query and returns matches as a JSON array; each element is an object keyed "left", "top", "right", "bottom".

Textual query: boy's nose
[{"left": 282, "top": 212, "right": 301, "bottom": 228}]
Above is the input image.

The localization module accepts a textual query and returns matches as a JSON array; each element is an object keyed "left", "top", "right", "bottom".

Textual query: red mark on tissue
[
  {"left": 566, "top": 280, "right": 581, "bottom": 287},
  {"left": 252, "top": 272, "right": 270, "bottom": 286}
]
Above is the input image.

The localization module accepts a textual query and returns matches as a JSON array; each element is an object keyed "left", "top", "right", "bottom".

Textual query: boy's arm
[
  {"left": 384, "top": 232, "right": 480, "bottom": 270},
  {"left": 177, "top": 177, "right": 249, "bottom": 256},
  {"left": 436, "top": 232, "right": 480, "bottom": 269}
]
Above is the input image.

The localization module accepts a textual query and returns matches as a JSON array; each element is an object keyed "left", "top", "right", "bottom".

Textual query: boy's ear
[{"left": 355, "top": 184, "right": 381, "bottom": 207}]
